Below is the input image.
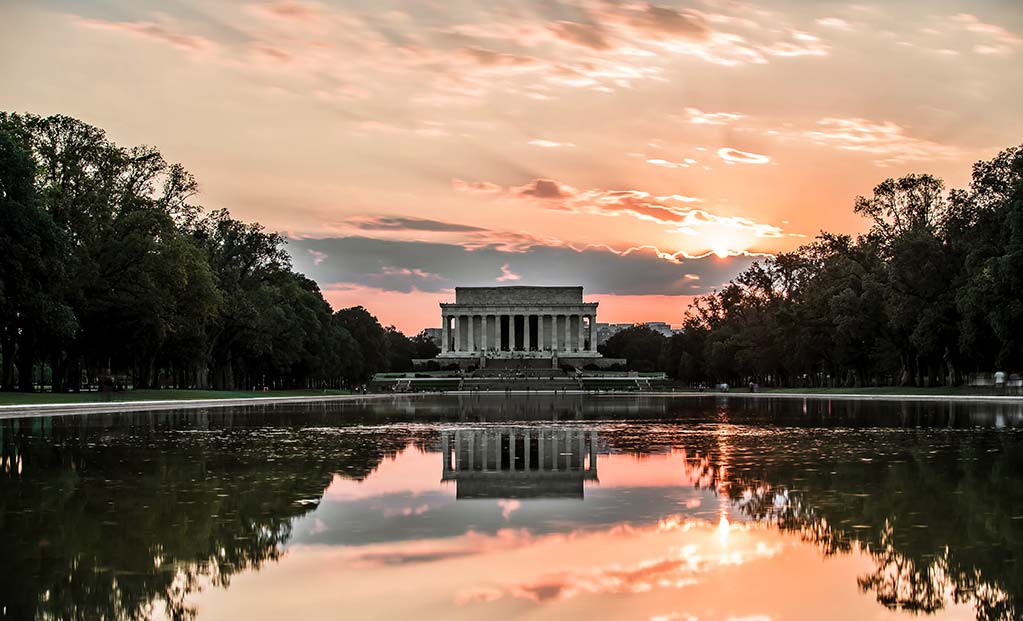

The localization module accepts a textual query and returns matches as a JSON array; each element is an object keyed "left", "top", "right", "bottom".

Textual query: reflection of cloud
[
  {"left": 383, "top": 503, "right": 430, "bottom": 518},
  {"left": 455, "top": 517, "right": 783, "bottom": 605},
  {"left": 349, "top": 528, "right": 541, "bottom": 568},
  {"left": 497, "top": 499, "right": 521, "bottom": 520}
]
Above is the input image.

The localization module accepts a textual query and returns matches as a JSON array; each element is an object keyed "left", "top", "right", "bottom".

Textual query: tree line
[
  {"left": 0, "top": 113, "right": 436, "bottom": 392},
  {"left": 601, "top": 145, "right": 1023, "bottom": 388}
]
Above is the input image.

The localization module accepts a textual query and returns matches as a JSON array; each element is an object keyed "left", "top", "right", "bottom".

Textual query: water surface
[{"left": 2, "top": 394, "right": 1022, "bottom": 620}]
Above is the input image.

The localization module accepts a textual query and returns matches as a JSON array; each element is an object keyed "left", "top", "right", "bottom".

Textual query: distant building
[
  {"left": 596, "top": 321, "right": 680, "bottom": 345},
  {"left": 422, "top": 327, "right": 442, "bottom": 344},
  {"left": 595, "top": 323, "right": 632, "bottom": 345},
  {"left": 644, "top": 322, "right": 677, "bottom": 338}
]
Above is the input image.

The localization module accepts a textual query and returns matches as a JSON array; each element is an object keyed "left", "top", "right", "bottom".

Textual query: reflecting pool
[{"left": 2, "top": 394, "right": 1022, "bottom": 620}]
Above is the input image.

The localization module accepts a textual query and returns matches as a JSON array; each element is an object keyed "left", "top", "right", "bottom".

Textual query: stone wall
[{"left": 454, "top": 286, "right": 583, "bottom": 305}]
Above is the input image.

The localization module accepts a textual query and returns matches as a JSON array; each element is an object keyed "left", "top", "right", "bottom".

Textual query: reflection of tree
[
  {"left": 0, "top": 408, "right": 432, "bottom": 621},
  {"left": 677, "top": 430, "right": 1023, "bottom": 620}
]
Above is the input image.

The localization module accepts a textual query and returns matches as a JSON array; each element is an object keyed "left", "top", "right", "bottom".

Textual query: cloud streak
[
  {"left": 287, "top": 236, "right": 759, "bottom": 296},
  {"left": 454, "top": 177, "right": 787, "bottom": 242}
]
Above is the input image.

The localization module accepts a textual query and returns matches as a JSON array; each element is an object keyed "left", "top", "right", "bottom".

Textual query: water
[{"left": 2, "top": 394, "right": 1022, "bottom": 620}]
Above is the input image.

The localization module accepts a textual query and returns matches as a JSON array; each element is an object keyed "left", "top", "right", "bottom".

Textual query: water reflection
[
  {"left": 441, "top": 428, "right": 598, "bottom": 499},
  {"left": 1, "top": 396, "right": 1021, "bottom": 620}
]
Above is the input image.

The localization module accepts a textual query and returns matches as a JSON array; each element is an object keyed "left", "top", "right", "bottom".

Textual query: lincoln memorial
[
  {"left": 430, "top": 286, "right": 620, "bottom": 369},
  {"left": 440, "top": 427, "right": 598, "bottom": 499}
]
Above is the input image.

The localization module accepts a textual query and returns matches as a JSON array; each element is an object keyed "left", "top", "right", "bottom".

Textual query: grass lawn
[
  {"left": 0, "top": 388, "right": 352, "bottom": 406},
  {"left": 763, "top": 386, "right": 1016, "bottom": 396}
]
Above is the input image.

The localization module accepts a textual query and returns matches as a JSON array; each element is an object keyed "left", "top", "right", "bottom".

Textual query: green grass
[
  {"left": 762, "top": 386, "right": 1015, "bottom": 396},
  {"left": 0, "top": 388, "right": 352, "bottom": 406}
]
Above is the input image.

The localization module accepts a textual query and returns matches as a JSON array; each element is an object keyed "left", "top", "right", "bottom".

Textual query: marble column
[
  {"left": 481, "top": 431, "right": 488, "bottom": 471},
  {"left": 538, "top": 315, "right": 545, "bottom": 351},
  {"left": 442, "top": 432, "right": 451, "bottom": 471},
  {"left": 510, "top": 314, "right": 517, "bottom": 351},
  {"left": 563, "top": 314, "right": 571, "bottom": 352},
  {"left": 551, "top": 431, "right": 558, "bottom": 471},
  {"left": 589, "top": 315, "right": 598, "bottom": 352},
  {"left": 496, "top": 314, "right": 503, "bottom": 351},
  {"left": 524, "top": 430, "right": 531, "bottom": 470},
  {"left": 454, "top": 316, "right": 461, "bottom": 352},
  {"left": 481, "top": 315, "right": 488, "bottom": 352},
  {"left": 538, "top": 430, "right": 544, "bottom": 469},
  {"left": 441, "top": 315, "right": 449, "bottom": 353},
  {"left": 578, "top": 314, "right": 585, "bottom": 354},
  {"left": 468, "top": 313, "right": 475, "bottom": 352},
  {"left": 509, "top": 430, "right": 515, "bottom": 470},
  {"left": 576, "top": 430, "right": 585, "bottom": 470}
]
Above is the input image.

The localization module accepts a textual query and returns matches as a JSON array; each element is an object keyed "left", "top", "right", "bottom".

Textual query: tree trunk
[
  {"left": 0, "top": 328, "right": 14, "bottom": 391},
  {"left": 16, "top": 332, "right": 35, "bottom": 392},
  {"left": 943, "top": 347, "right": 957, "bottom": 386}
]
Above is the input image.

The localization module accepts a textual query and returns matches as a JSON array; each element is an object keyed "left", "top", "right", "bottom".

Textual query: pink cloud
[
  {"left": 75, "top": 17, "right": 216, "bottom": 52},
  {"left": 782, "top": 117, "right": 962, "bottom": 166},
  {"left": 256, "top": 1, "right": 327, "bottom": 22},
  {"left": 528, "top": 139, "right": 576, "bottom": 148},
  {"left": 510, "top": 178, "right": 576, "bottom": 200},
  {"left": 547, "top": 20, "right": 612, "bottom": 51},
  {"left": 496, "top": 264, "right": 521, "bottom": 282},
  {"left": 717, "top": 147, "right": 771, "bottom": 165},
  {"left": 454, "top": 177, "right": 787, "bottom": 243},
  {"left": 685, "top": 107, "right": 745, "bottom": 126},
  {"left": 451, "top": 179, "right": 503, "bottom": 195}
]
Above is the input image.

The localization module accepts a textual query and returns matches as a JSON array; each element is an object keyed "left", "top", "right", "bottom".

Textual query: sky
[{"left": 2, "top": 0, "right": 1022, "bottom": 333}]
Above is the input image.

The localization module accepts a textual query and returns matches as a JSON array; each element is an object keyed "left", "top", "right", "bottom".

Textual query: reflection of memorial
[{"left": 440, "top": 427, "right": 598, "bottom": 499}]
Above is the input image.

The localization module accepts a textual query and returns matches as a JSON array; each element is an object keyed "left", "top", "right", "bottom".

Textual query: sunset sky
[{"left": 3, "top": 0, "right": 1022, "bottom": 333}]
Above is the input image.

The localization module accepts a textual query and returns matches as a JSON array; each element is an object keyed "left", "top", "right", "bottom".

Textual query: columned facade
[
  {"left": 440, "top": 427, "right": 599, "bottom": 499},
  {"left": 438, "top": 287, "right": 600, "bottom": 359}
]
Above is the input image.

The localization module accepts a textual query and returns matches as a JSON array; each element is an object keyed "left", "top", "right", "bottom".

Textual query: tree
[
  {"left": 0, "top": 112, "right": 365, "bottom": 393},
  {"left": 666, "top": 150, "right": 1023, "bottom": 387},
  {"left": 598, "top": 325, "right": 666, "bottom": 372},
  {"left": 0, "top": 127, "right": 75, "bottom": 391},
  {"left": 335, "top": 306, "right": 387, "bottom": 380}
]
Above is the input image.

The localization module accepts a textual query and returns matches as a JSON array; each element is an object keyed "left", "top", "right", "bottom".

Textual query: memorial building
[{"left": 429, "top": 286, "right": 620, "bottom": 369}]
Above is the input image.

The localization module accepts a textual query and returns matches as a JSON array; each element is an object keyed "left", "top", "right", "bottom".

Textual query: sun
[{"left": 712, "top": 246, "right": 730, "bottom": 258}]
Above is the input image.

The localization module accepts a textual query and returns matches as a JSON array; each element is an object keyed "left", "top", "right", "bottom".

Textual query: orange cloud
[
  {"left": 717, "top": 147, "right": 771, "bottom": 165},
  {"left": 511, "top": 178, "right": 576, "bottom": 199},
  {"left": 772, "top": 117, "right": 962, "bottom": 166},
  {"left": 453, "top": 177, "right": 788, "bottom": 249}
]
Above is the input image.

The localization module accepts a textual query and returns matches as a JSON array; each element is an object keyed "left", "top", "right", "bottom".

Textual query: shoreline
[
  {"left": 0, "top": 393, "right": 418, "bottom": 419},
  {"left": 2, "top": 389, "right": 1023, "bottom": 419}
]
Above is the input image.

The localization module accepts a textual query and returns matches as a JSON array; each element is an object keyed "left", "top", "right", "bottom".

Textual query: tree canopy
[
  {"left": 0, "top": 113, "right": 423, "bottom": 392},
  {"left": 660, "top": 146, "right": 1023, "bottom": 387}
]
